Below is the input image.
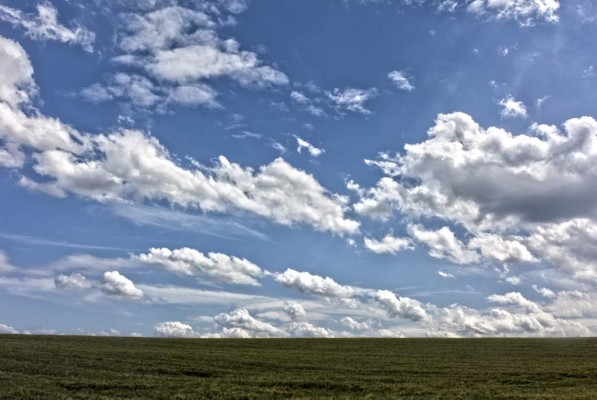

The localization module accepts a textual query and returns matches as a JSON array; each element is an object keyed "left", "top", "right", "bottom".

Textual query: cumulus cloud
[
  {"left": 363, "top": 234, "right": 413, "bottom": 255},
  {"left": 326, "top": 88, "right": 377, "bottom": 114},
  {"left": 467, "top": 0, "right": 560, "bottom": 25},
  {"left": 438, "top": 271, "right": 455, "bottom": 279},
  {"left": 374, "top": 290, "right": 427, "bottom": 321},
  {"left": 290, "top": 91, "right": 326, "bottom": 117},
  {"left": 287, "top": 321, "right": 332, "bottom": 337},
  {"left": 440, "top": 301, "right": 588, "bottom": 337},
  {"left": 83, "top": 3, "right": 286, "bottom": 110},
  {"left": 355, "top": 112, "right": 597, "bottom": 283},
  {"left": 388, "top": 70, "right": 415, "bottom": 91},
  {"left": 500, "top": 96, "right": 528, "bottom": 119},
  {"left": 283, "top": 302, "right": 307, "bottom": 320},
  {"left": 340, "top": 316, "right": 371, "bottom": 330},
  {"left": 0, "top": 2, "right": 94, "bottom": 51},
  {"left": 101, "top": 271, "right": 144, "bottom": 300},
  {"left": 275, "top": 269, "right": 358, "bottom": 298},
  {"left": 409, "top": 225, "right": 480, "bottom": 265},
  {"left": 295, "top": 136, "right": 324, "bottom": 157},
  {"left": 0, "top": 36, "right": 357, "bottom": 236},
  {"left": 54, "top": 273, "right": 93, "bottom": 290},
  {"left": 80, "top": 73, "right": 219, "bottom": 110},
  {"left": 138, "top": 247, "right": 265, "bottom": 286},
  {"left": 468, "top": 233, "right": 536, "bottom": 264},
  {"left": 487, "top": 292, "right": 541, "bottom": 312},
  {"left": 215, "top": 308, "right": 287, "bottom": 337},
  {"left": 0, "top": 250, "right": 16, "bottom": 273},
  {"left": 0, "top": 323, "right": 18, "bottom": 334},
  {"left": 154, "top": 321, "right": 195, "bottom": 337}
]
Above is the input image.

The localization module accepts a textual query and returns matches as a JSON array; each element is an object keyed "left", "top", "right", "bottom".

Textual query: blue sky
[{"left": 0, "top": 0, "right": 596, "bottom": 338}]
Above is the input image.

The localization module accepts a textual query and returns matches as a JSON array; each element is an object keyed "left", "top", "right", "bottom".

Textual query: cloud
[
  {"left": 82, "top": 3, "right": 287, "bottom": 111},
  {"left": 467, "top": 0, "right": 560, "bottom": 25},
  {"left": 101, "top": 271, "right": 144, "bottom": 300},
  {"left": 326, "top": 88, "right": 377, "bottom": 115},
  {"left": 500, "top": 96, "right": 528, "bottom": 119},
  {"left": 154, "top": 321, "right": 195, "bottom": 337},
  {"left": 388, "top": 70, "right": 415, "bottom": 91},
  {"left": 287, "top": 321, "right": 332, "bottom": 337},
  {"left": 54, "top": 273, "right": 93, "bottom": 290},
  {"left": 283, "top": 302, "right": 307, "bottom": 320},
  {"left": 438, "top": 271, "right": 455, "bottom": 279},
  {"left": 487, "top": 292, "right": 541, "bottom": 312},
  {"left": 0, "top": 36, "right": 357, "bottom": 236},
  {"left": 468, "top": 233, "right": 536, "bottom": 264},
  {"left": 294, "top": 135, "right": 324, "bottom": 157},
  {"left": 290, "top": 91, "right": 326, "bottom": 117},
  {"left": 409, "top": 225, "right": 480, "bottom": 265},
  {"left": 146, "top": 44, "right": 288, "bottom": 87},
  {"left": 352, "top": 0, "right": 560, "bottom": 25},
  {"left": 374, "top": 290, "right": 427, "bottom": 321},
  {"left": 138, "top": 247, "right": 265, "bottom": 286},
  {"left": 0, "top": 323, "right": 18, "bottom": 334},
  {"left": 363, "top": 234, "right": 413, "bottom": 255},
  {"left": 214, "top": 308, "right": 287, "bottom": 337},
  {"left": 0, "top": 2, "right": 94, "bottom": 52},
  {"left": 80, "top": 73, "right": 219, "bottom": 110},
  {"left": 440, "top": 301, "right": 588, "bottom": 337},
  {"left": 340, "top": 316, "right": 371, "bottom": 330},
  {"left": 355, "top": 112, "right": 597, "bottom": 283},
  {"left": 0, "top": 250, "right": 16, "bottom": 273},
  {"left": 275, "top": 268, "right": 358, "bottom": 298}
]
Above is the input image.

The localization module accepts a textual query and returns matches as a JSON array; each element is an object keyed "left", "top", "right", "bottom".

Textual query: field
[{"left": 0, "top": 336, "right": 596, "bottom": 399}]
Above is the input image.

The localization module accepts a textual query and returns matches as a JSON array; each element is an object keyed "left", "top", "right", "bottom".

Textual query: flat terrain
[{"left": 0, "top": 336, "right": 596, "bottom": 399}]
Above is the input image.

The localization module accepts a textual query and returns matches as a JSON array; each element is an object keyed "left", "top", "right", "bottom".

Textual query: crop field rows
[{"left": 0, "top": 336, "right": 596, "bottom": 399}]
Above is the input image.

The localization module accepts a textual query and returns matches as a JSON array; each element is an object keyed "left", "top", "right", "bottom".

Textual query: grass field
[{"left": 0, "top": 336, "right": 596, "bottom": 399}]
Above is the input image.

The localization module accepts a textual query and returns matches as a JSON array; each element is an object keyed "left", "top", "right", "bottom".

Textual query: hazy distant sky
[{"left": 0, "top": 0, "right": 596, "bottom": 338}]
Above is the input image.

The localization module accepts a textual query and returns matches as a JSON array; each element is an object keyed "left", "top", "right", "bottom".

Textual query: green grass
[{"left": 0, "top": 336, "right": 596, "bottom": 399}]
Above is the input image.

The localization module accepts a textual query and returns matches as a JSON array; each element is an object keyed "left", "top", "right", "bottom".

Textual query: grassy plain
[{"left": 0, "top": 335, "right": 595, "bottom": 399}]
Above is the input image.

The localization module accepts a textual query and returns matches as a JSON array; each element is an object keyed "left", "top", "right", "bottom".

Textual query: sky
[{"left": 0, "top": 0, "right": 596, "bottom": 338}]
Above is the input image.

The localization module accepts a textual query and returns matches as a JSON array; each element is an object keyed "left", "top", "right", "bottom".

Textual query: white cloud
[
  {"left": 146, "top": 44, "right": 288, "bottom": 87},
  {"left": 0, "top": 3, "right": 94, "bottom": 52},
  {"left": 388, "top": 70, "right": 415, "bottom": 91},
  {"left": 438, "top": 271, "right": 455, "bottom": 279},
  {"left": 500, "top": 96, "right": 528, "bottom": 119},
  {"left": 487, "top": 292, "right": 541, "bottom": 312},
  {"left": 283, "top": 302, "right": 307, "bottom": 320},
  {"left": 326, "top": 88, "right": 377, "bottom": 115},
  {"left": 101, "top": 271, "right": 144, "bottom": 300},
  {"left": 340, "top": 316, "right": 371, "bottom": 330},
  {"left": 467, "top": 0, "right": 560, "bottom": 25},
  {"left": 532, "top": 285, "right": 556, "bottom": 298},
  {"left": 409, "top": 225, "right": 480, "bottom": 265},
  {"left": 287, "top": 321, "right": 332, "bottom": 337},
  {"left": 440, "top": 303, "right": 588, "bottom": 337},
  {"left": 54, "top": 273, "right": 93, "bottom": 290},
  {"left": 275, "top": 268, "right": 358, "bottom": 298},
  {"left": 0, "top": 323, "right": 18, "bottom": 334},
  {"left": 290, "top": 91, "right": 326, "bottom": 117},
  {"left": 468, "top": 233, "right": 536, "bottom": 264},
  {"left": 374, "top": 290, "right": 427, "bottom": 321},
  {"left": 363, "top": 234, "right": 413, "bottom": 255},
  {"left": 355, "top": 112, "right": 597, "bottom": 283},
  {"left": 154, "top": 321, "right": 195, "bottom": 337},
  {"left": 214, "top": 308, "right": 287, "bottom": 337},
  {"left": 0, "top": 250, "right": 16, "bottom": 273},
  {"left": 138, "top": 247, "right": 265, "bottom": 286},
  {"left": 0, "top": 37, "right": 357, "bottom": 236},
  {"left": 295, "top": 135, "right": 324, "bottom": 157}
]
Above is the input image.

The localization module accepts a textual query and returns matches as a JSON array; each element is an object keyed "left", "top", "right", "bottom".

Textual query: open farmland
[{"left": 0, "top": 335, "right": 595, "bottom": 399}]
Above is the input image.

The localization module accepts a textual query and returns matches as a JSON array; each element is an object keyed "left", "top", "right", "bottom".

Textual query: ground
[{"left": 0, "top": 336, "right": 596, "bottom": 399}]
